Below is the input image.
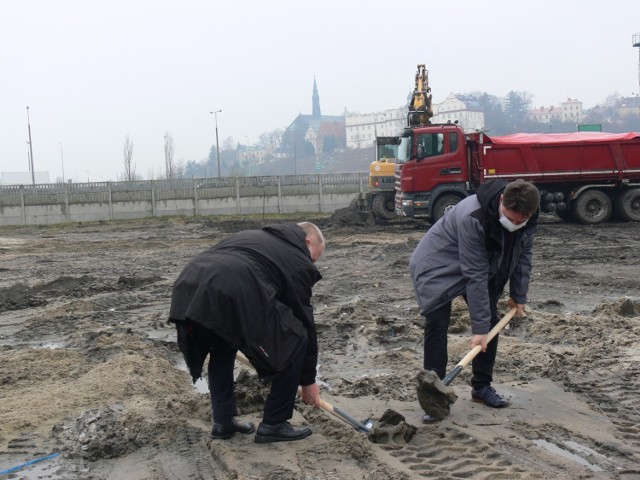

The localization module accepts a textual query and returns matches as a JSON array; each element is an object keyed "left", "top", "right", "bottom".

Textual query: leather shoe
[
  {"left": 211, "top": 418, "right": 256, "bottom": 440},
  {"left": 471, "top": 385, "right": 509, "bottom": 408},
  {"left": 254, "top": 421, "right": 312, "bottom": 444}
]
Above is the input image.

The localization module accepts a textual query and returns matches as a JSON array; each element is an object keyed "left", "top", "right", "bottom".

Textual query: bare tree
[
  {"left": 173, "top": 160, "right": 186, "bottom": 179},
  {"left": 259, "top": 128, "right": 283, "bottom": 149},
  {"left": 270, "top": 128, "right": 284, "bottom": 149},
  {"left": 123, "top": 135, "right": 136, "bottom": 181},
  {"left": 164, "top": 132, "right": 175, "bottom": 179},
  {"left": 604, "top": 92, "right": 622, "bottom": 107}
]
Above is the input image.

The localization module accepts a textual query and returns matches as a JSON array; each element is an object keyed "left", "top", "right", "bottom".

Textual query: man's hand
[
  {"left": 301, "top": 383, "right": 320, "bottom": 407},
  {"left": 471, "top": 334, "right": 488, "bottom": 352},
  {"left": 508, "top": 297, "right": 526, "bottom": 317}
]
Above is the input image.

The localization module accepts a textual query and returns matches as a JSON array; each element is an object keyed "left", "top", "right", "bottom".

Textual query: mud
[
  {"left": 0, "top": 213, "right": 639, "bottom": 479},
  {"left": 416, "top": 370, "right": 457, "bottom": 420}
]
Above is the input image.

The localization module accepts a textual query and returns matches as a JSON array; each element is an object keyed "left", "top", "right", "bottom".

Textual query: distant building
[
  {"left": 283, "top": 78, "right": 346, "bottom": 155},
  {"left": 560, "top": 98, "right": 584, "bottom": 123},
  {"left": 345, "top": 93, "right": 486, "bottom": 149},
  {"left": 238, "top": 145, "right": 269, "bottom": 166},
  {"left": 528, "top": 98, "right": 584, "bottom": 124},
  {"left": 528, "top": 105, "right": 560, "bottom": 123},
  {"left": 615, "top": 96, "right": 640, "bottom": 117},
  {"left": 345, "top": 107, "right": 406, "bottom": 150},
  {"left": 1, "top": 171, "right": 51, "bottom": 186},
  {"left": 432, "top": 93, "right": 485, "bottom": 133}
]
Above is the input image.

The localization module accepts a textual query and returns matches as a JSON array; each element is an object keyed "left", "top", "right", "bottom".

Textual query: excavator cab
[
  {"left": 369, "top": 136, "right": 399, "bottom": 190},
  {"left": 376, "top": 136, "right": 400, "bottom": 162}
]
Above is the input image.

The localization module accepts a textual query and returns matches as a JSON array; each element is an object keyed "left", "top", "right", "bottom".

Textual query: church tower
[{"left": 312, "top": 77, "right": 321, "bottom": 117}]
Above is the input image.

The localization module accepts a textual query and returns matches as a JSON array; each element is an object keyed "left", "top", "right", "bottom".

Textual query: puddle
[
  {"left": 563, "top": 440, "right": 609, "bottom": 461},
  {"left": 192, "top": 377, "right": 209, "bottom": 394},
  {"left": 533, "top": 439, "right": 604, "bottom": 472},
  {"left": 35, "top": 342, "right": 65, "bottom": 349},
  {"left": 173, "top": 356, "right": 210, "bottom": 394}
]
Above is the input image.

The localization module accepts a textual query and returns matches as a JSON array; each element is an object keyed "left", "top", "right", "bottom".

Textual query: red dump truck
[{"left": 394, "top": 124, "right": 640, "bottom": 224}]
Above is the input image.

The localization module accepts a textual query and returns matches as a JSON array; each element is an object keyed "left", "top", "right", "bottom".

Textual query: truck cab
[{"left": 395, "top": 123, "right": 471, "bottom": 221}]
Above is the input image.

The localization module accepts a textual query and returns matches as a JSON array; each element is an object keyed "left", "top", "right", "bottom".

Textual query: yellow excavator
[
  {"left": 366, "top": 64, "right": 433, "bottom": 220},
  {"left": 367, "top": 136, "right": 400, "bottom": 219}
]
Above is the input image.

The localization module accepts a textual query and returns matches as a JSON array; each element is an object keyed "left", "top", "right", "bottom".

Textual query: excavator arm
[{"left": 408, "top": 64, "right": 433, "bottom": 126}]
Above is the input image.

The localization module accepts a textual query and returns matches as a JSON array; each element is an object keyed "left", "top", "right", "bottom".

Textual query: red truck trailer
[{"left": 394, "top": 124, "right": 640, "bottom": 224}]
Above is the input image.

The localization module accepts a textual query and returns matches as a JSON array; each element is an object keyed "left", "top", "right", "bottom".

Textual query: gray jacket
[{"left": 409, "top": 180, "right": 537, "bottom": 334}]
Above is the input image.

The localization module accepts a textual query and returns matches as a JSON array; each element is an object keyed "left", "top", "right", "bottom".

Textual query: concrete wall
[{"left": 0, "top": 173, "right": 370, "bottom": 226}]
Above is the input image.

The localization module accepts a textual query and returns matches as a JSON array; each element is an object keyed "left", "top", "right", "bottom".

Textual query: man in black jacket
[
  {"left": 410, "top": 180, "right": 540, "bottom": 423},
  {"left": 169, "top": 222, "right": 325, "bottom": 443}
]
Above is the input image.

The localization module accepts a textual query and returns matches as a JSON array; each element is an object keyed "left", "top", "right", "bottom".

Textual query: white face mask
[{"left": 499, "top": 205, "right": 528, "bottom": 232}]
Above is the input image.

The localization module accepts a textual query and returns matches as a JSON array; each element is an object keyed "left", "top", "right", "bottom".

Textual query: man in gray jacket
[{"left": 409, "top": 179, "right": 540, "bottom": 423}]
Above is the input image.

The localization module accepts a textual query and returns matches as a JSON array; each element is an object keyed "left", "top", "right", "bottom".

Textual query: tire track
[{"left": 380, "top": 426, "right": 536, "bottom": 479}]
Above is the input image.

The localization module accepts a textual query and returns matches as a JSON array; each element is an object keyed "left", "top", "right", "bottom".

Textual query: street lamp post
[
  {"left": 373, "top": 113, "right": 385, "bottom": 159},
  {"left": 59, "top": 142, "right": 65, "bottom": 184},
  {"left": 164, "top": 134, "right": 169, "bottom": 179},
  {"left": 289, "top": 126, "right": 298, "bottom": 175},
  {"left": 26, "top": 106, "right": 35, "bottom": 185},
  {"left": 210, "top": 109, "right": 222, "bottom": 178}
]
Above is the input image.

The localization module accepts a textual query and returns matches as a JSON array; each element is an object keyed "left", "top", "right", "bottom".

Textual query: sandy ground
[{"left": 0, "top": 211, "right": 639, "bottom": 480}]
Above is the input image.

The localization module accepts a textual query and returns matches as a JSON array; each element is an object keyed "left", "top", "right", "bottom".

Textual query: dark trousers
[
  {"left": 423, "top": 291, "right": 501, "bottom": 389},
  {"left": 207, "top": 333, "right": 307, "bottom": 425}
]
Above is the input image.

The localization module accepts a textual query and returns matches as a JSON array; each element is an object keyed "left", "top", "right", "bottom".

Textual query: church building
[{"left": 283, "top": 78, "right": 346, "bottom": 156}]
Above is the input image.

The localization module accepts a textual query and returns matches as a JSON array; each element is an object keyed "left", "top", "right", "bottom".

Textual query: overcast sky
[{"left": 2, "top": 0, "right": 640, "bottom": 182}]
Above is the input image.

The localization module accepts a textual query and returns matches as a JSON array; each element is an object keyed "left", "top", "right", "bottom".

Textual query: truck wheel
[
  {"left": 372, "top": 193, "right": 396, "bottom": 220},
  {"left": 615, "top": 188, "right": 640, "bottom": 222},
  {"left": 572, "top": 189, "right": 612, "bottom": 224},
  {"left": 432, "top": 195, "right": 461, "bottom": 222}
]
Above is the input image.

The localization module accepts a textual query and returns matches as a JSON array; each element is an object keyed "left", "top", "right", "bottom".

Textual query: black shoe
[
  {"left": 254, "top": 421, "right": 312, "bottom": 444},
  {"left": 471, "top": 385, "right": 510, "bottom": 408},
  {"left": 211, "top": 418, "right": 256, "bottom": 440},
  {"left": 422, "top": 413, "right": 439, "bottom": 424}
]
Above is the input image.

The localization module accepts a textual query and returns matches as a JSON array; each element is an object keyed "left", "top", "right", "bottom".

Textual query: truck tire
[
  {"left": 615, "top": 188, "right": 640, "bottom": 222},
  {"left": 372, "top": 193, "right": 396, "bottom": 220},
  {"left": 572, "top": 189, "right": 612, "bottom": 224},
  {"left": 432, "top": 194, "right": 461, "bottom": 223}
]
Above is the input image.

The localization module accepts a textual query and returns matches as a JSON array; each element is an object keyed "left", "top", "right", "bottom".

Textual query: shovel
[
  {"left": 443, "top": 306, "right": 517, "bottom": 385},
  {"left": 417, "top": 307, "right": 517, "bottom": 420},
  {"left": 235, "top": 352, "right": 373, "bottom": 433}
]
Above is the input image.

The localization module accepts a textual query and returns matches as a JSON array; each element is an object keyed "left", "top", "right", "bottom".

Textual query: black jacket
[{"left": 169, "top": 223, "right": 322, "bottom": 385}]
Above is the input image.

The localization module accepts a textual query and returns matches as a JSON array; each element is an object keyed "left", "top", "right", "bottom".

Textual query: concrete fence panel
[{"left": 0, "top": 173, "right": 371, "bottom": 226}]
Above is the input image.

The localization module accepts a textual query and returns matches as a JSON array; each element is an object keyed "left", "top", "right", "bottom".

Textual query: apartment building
[
  {"left": 529, "top": 98, "right": 584, "bottom": 124},
  {"left": 345, "top": 107, "right": 407, "bottom": 149},
  {"left": 432, "top": 93, "right": 485, "bottom": 133}
]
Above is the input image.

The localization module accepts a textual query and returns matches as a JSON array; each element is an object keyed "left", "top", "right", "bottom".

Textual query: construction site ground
[{"left": 1, "top": 211, "right": 639, "bottom": 479}]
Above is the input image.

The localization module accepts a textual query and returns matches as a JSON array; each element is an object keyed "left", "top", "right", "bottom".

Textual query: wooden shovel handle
[
  {"left": 234, "top": 352, "right": 371, "bottom": 433},
  {"left": 456, "top": 307, "right": 517, "bottom": 369}
]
